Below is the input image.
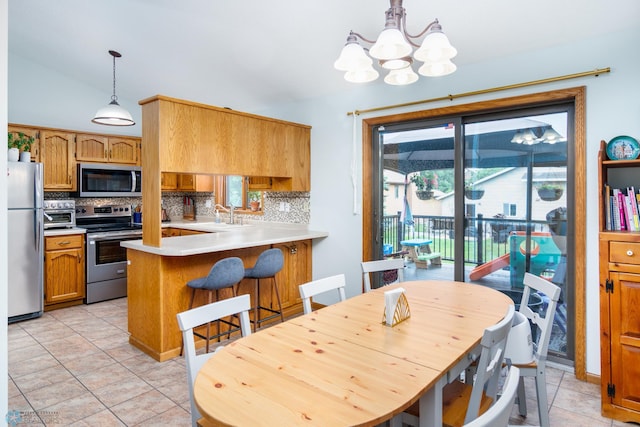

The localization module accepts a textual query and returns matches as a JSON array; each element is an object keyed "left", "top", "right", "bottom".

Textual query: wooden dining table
[{"left": 194, "top": 280, "right": 513, "bottom": 426}]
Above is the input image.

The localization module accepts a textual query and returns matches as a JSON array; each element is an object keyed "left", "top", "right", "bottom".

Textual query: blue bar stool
[
  {"left": 181, "top": 257, "right": 245, "bottom": 354},
  {"left": 243, "top": 248, "right": 285, "bottom": 331}
]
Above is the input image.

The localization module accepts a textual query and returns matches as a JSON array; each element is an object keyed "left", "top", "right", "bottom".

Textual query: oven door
[
  {"left": 43, "top": 209, "right": 75, "bottom": 229},
  {"left": 86, "top": 231, "right": 142, "bottom": 283}
]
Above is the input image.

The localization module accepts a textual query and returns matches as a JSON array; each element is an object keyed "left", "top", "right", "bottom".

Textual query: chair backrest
[
  {"left": 176, "top": 294, "right": 252, "bottom": 427},
  {"left": 520, "top": 272, "right": 562, "bottom": 363},
  {"left": 464, "top": 366, "right": 520, "bottom": 427},
  {"left": 464, "top": 304, "right": 515, "bottom": 424},
  {"left": 203, "top": 257, "right": 245, "bottom": 290},
  {"left": 247, "top": 248, "right": 284, "bottom": 278},
  {"left": 361, "top": 258, "right": 405, "bottom": 293},
  {"left": 298, "top": 274, "right": 347, "bottom": 314}
]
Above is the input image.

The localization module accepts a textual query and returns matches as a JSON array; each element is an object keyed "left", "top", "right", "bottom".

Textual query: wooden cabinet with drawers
[
  {"left": 44, "top": 234, "right": 85, "bottom": 310},
  {"left": 598, "top": 140, "right": 640, "bottom": 423}
]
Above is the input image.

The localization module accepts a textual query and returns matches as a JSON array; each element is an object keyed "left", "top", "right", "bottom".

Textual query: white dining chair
[
  {"left": 361, "top": 258, "right": 405, "bottom": 293},
  {"left": 176, "top": 294, "right": 252, "bottom": 427},
  {"left": 509, "top": 272, "right": 562, "bottom": 427},
  {"left": 464, "top": 366, "right": 520, "bottom": 427},
  {"left": 298, "top": 274, "right": 347, "bottom": 314},
  {"left": 402, "top": 304, "right": 515, "bottom": 427}
]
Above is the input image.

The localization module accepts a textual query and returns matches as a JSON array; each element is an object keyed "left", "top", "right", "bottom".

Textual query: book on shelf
[{"left": 605, "top": 185, "right": 640, "bottom": 231}]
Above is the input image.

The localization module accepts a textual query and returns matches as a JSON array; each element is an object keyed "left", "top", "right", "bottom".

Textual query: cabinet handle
[
  {"left": 58, "top": 241, "right": 71, "bottom": 246},
  {"left": 627, "top": 250, "right": 634, "bottom": 256},
  {"left": 283, "top": 244, "right": 297, "bottom": 255}
]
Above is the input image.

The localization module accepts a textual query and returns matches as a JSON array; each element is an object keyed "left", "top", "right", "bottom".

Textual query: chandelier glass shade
[
  {"left": 334, "top": 0, "right": 457, "bottom": 85},
  {"left": 92, "top": 50, "right": 135, "bottom": 126}
]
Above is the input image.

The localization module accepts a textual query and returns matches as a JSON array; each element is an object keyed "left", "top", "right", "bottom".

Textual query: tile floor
[{"left": 6, "top": 297, "right": 632, "bottom": 426}]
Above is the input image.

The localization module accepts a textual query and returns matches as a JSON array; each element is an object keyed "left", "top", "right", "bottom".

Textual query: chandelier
[
  {"left": 334, "top": 0, "right": 457, "bottom": 86},
  {"left": 92, "top": 50, "right": 135, "bottom": 126}
]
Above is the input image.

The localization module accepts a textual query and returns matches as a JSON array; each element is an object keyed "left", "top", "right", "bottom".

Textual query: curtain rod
[{"left": 347, "top": 67, "right": 610, "bottom": 116}]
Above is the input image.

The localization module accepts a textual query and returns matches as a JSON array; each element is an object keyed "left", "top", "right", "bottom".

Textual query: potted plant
[
  {"left": 248, "top": 191, "right": 261, "bottom": 211},
  {"left": 411, "top": 172, "right": 434, "bottom": 200},
  {"left": 8, "top": 132, "right": 34, "bottom": 162},
  {"left": 464, "top": 183, "right": 485, "bottom": 200},
  {"left": 537, "top": 183, "right": 563, "bottom": 201}
]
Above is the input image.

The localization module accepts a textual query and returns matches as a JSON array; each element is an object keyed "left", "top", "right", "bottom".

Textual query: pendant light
[{"left": 92, "top": 50, "right": 135, "bottom": 126}]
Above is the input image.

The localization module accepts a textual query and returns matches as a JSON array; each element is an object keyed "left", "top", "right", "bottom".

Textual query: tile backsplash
[{"left": 45, "top": 191, "right": 311, "bottom": 224}]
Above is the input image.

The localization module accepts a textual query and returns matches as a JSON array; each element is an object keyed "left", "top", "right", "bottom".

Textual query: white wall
[
  {"left": 7, "top": 24, "right": 640, "bottom": 377},
  {"left": 259, "top": 27, "right": 640, "bottom": 376},
  {"left": 1, "top": 0, "right": 9, "bottom": 423}
]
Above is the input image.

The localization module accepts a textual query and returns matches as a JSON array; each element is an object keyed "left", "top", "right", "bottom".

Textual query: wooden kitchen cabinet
[
  {"left": 44, "top": 234, "right": 85, "bottom": 310},
  {"left": 76, "top": 134, "right": 140, "bottom": 165},
  {"left": 8, "top": 124, "right": 40, "bottom": 161},
  {"left": 161, "top": 173, "right": 213, "bottom": 192},
  {"left": 248, "top": 176, "right": 272, "bottom": 190},
  {"left": 598, "top": 140, "right": 640, "bottom": 423},
  {"left": 39, "top": 130, "right": 76, "bottom": 191},
  {"left": 178, "top": 174, "right": 213, "bottom": 192},
  {"left": 273, "top": 240, "right": 311, "bottom": 312},
  {"left": 161, "top": 172, "right": 178, "bottom": 191}
]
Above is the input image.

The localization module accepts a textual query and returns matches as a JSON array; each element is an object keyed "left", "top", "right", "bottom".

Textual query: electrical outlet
[
  {"left": 279, "top": 202, "right": 285, "bottom": 212},
  {"left": 205, "top": 199, "right": 212, "bottom": 208},
  {"left": 303, "top": 201, "right": 310, "bottom": 212},
  {"left": 285, "top": 202, "right": 290, "bottom": 212}
]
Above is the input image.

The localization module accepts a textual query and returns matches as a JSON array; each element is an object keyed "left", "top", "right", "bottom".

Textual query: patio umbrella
[{"left": 401, "top": 175, "right": 414, "bottom": 227}]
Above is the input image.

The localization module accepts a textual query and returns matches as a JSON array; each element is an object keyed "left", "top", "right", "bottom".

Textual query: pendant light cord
[{"left": 111, "top": 53, "right": 118, "bottom": 102}]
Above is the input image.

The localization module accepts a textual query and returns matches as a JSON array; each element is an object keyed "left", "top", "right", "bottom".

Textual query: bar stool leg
[
  {"left": 253, "top": 278, "right": 260, "bottom": 332},
  {"left": 271, "top": 277, "right": 285, "bottom": 323}
]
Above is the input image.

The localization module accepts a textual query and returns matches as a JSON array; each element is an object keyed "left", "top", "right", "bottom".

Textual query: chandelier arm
[
  {"left": 402, "top": 18, "right": 440, "bottom": 47},
  {"left": 349, "top": 31, "right": 378, "bottom": 45}
]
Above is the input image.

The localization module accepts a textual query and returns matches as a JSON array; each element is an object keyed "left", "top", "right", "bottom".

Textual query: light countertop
[
  {"left": 44, "top": 227, "right": 87, "bottom": 236},
  {"left": 122, "top": 219, "right": 328, "bottom": 256}
]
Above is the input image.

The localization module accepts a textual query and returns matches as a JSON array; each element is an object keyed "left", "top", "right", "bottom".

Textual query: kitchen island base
[{"left": 126, "top": 240, "right": 311, "bottom": 361}]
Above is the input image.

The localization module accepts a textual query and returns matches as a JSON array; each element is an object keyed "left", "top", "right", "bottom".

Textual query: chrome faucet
[{"left": 215, "top": 204, "right": 235, "bottom": 224}]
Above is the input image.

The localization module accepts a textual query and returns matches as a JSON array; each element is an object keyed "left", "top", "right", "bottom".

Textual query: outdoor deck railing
[{"left": 382, "top": 213, "right": 557, "bottom": 266}]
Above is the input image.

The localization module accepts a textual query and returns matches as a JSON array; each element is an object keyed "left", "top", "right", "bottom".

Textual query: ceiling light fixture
[
  {"left": 92, "top": 50, "right": 135, "bottom": 126},
  {"left": 334, "top": 0, "right": 457, "bottom": 86},
  {"left": 510, "top": 127, "right": 567, "bottom": 145}
]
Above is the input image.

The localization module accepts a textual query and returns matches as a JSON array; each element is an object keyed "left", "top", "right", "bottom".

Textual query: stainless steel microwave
[{"left": 75, "top": 163, "right": 142, "bottom": 197}]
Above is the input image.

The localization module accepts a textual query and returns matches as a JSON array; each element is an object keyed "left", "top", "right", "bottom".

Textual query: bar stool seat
[
  {"left": 244, "top": 248, "right": 285, "bottom": 331},
  {"left": 183, "top": 257, "right": 245, "bottom": 354}
]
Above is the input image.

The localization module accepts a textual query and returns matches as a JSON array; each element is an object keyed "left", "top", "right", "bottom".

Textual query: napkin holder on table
[{"left": 382, "top": 287, "right": 411, "bottom": 327}]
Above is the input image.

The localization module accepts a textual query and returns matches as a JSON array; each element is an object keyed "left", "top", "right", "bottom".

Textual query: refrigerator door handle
[{"left": 35, "top": 210, "right": 43, "bottom": 254}]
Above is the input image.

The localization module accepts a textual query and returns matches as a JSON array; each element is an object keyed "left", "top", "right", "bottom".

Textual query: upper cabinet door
[
  {"left": 76, "top": 134, "right": 140, "bottom": 165},
  {"left": 8, "top": 125, "right": 40, "bottom": 162},
  {"left": 76, "top": 134, "right": 109, "bottom": 163},
  {"left": 108, "top": 137, "right": 139, "bottom": 165},
  {"left": 39, "top": 130, "right": 76, "bottom": 191}
]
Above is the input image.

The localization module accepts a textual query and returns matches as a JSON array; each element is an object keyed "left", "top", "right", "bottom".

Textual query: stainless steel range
[{"left": 75, "top": 204, "right": 142, "bottom": 304}]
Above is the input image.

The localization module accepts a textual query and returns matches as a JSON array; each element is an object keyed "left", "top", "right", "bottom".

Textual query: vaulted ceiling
[{"left": 8, "top": 0, "right": 640, "bottom": 113}]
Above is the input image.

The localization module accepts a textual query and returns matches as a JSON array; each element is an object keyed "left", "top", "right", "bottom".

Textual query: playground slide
[{"left": 469, "top": 253, "right": 510, "bottom": 281}]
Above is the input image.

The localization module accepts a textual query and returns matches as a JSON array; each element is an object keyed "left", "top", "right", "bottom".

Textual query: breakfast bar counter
[{"left": 122, "top": 220, "right": 328, "bottom": 361}]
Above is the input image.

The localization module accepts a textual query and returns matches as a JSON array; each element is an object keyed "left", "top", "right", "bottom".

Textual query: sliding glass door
[{"left": 372, "top": 104, "right": 574, "bottom": 363}]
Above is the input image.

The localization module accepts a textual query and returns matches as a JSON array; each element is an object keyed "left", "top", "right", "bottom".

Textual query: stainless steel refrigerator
[{"left": 7, "top": 162, "right": 44, "bottom": 323}]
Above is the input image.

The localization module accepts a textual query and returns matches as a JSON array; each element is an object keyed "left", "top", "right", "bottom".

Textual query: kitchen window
[{"left": 215, "top": 175, "right": 263, "bottom": 212}]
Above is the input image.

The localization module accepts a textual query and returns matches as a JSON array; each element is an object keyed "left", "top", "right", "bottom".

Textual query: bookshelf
[{"left": 598, "top": 139, "right": 640, "bottom": 423}]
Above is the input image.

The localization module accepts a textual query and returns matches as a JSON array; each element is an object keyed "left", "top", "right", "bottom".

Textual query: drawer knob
[{"left": 627, "top": 250, "right": 634, "bottom": 256}]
